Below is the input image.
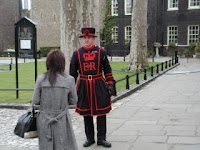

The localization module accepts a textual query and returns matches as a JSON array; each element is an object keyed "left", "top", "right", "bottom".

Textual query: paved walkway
[{"left": 0, "top": 58, "right": 200, "bottom": 150}]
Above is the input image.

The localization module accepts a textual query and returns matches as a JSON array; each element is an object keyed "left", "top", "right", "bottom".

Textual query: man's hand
[{"left": 107, "top": 84, "right": 116, "bottom": 96}]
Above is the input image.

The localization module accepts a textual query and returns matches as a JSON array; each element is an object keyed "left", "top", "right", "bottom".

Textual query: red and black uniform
[{"left": 70, "top": 45, "right": 114, "bottom": 116}]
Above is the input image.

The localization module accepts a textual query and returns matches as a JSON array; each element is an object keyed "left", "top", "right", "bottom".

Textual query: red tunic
[{"left": 70, "top": 45, "right": 114, "bottom": 116}]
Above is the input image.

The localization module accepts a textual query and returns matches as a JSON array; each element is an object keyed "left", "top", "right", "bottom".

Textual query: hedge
[{"left": 40, "top": 46, "right": 60, "bottom": 57}]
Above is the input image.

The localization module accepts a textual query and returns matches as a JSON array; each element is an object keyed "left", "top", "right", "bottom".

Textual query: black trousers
[{"left": 84, "top": 115, "right": 106, "bottom": 141}]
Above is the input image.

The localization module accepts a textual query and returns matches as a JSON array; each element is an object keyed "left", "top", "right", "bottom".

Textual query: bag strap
[{"left": 31, "top": 105, "right": 36, "bottom": 118}]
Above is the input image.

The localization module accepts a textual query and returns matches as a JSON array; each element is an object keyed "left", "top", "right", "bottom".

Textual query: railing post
[
  {"left": 156, "top": 64, "right": 159, "bottom": 74},
  {"left": 136, "top": 72, "right": 139, "bottom": 84},
  {"left": 172, "top": 58, "right": 174, "bottom": 66},
  {"left": 161, "top": 62, "right": 163, "bottom": 71},
  {"left": 9, "top": 57, "right": 12, "bottom": 71},
  {"left": 9, "top": 64, "right": 12, "bottom": 70},
  {"left": 113, "top": 81, "right": 117, "bottom": 96},
  {"left": 169, "top": 60, "right": 171, "bottom": 67},
  {"left": 144, "top": 69, "right": 147, "bottom": 80},
  {"left": 175, "top": 51, "right": 178, "bottom": 64},
  {"left": 151, "top": 66, "right": 154, "bottom": 76},
  {"left": 165, "top": 61, "right": 168, "bottom": 69},
  {"left": 175, "top": 51, "right": 179, "bottom": 64},
  {"left": 126, "top": 75, "right": 129, "bottom": 89}
]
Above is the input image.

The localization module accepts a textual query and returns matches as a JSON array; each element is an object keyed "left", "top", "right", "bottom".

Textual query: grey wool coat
[{"left": 32, "top": 73, "right": 78, "bottom": 150}]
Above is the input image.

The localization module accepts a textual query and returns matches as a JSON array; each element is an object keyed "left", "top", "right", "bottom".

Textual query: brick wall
[{"left": 164, "top": 0, "right": 200, "bottom": 46}]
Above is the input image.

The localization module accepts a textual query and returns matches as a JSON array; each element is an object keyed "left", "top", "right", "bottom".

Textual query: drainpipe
[
  {"left": 18, "top": 0, "right": 22, "bottom": 19},
  {"left": 161, "top": 0, "right": 165, "bottom": 55}
]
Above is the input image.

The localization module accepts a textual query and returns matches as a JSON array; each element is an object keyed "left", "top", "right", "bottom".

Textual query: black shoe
[
  {"left": 83, "top": 139, "right": 95, "bottom": 147},
  {"left": 97, "top": 140, "right": 111, "bottom": 148}
]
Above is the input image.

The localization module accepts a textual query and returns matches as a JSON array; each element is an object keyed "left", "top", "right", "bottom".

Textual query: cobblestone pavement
[
  {"left": 0, "top": 108, "right": 83, "bottom": 150},
  {"left": 0, "top": 109, "right": 38, "bottom": 150},
  {"left": 0, "top": 103, "right": 121, "bottom": 150}
]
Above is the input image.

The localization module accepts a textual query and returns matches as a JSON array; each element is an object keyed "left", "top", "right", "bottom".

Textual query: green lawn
[
  {"left": 0, "top": 61, "right": 161, "bottom": 103},
  {"left": 0, "top": 61, "right": 46, "bottom": 103}
]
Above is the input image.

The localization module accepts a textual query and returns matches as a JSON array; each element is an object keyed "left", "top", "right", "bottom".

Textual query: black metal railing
[{"left": 113, "top": 57, "right": 178, "bottom": 96}]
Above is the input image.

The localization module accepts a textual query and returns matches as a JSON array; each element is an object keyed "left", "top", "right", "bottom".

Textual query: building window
[
  {"left": 22, "top": 0, "right": 31, "bottom": 10},
  {"left": 125, "top": 0, "right": 132, "bottom": 15},
  {"left": 167, "top": 26, "right": 178, "bottom": 45},
  {"left": 125, "top": 26, "right": 131, "bottom": 43},
  {"left": 188, "top": 0, "right": 200, "bottom": 9},
  {"left": 112, "top": 26, "right": 118, "bottom": 43},
  {"left": 188, "top": 25, "right": 199, "bottom": 44},
  {"left": 168, "top": 0, "right": 178, "bottom": 10},
  {"left": 111, "top": 0, "right": 118, "bottom": 16}
]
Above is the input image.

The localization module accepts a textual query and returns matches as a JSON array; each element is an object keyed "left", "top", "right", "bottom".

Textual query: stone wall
[
  {"left": 0, "top": 0, "right": 20, "bottom": 51},
  {"left": 30, "top": 0, "right": 60, "bottom": 50}
]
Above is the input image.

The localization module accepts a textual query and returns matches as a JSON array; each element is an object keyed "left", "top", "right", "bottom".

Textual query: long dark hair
[{"left": 45, "top": 49, "right": 65, "bottom": 86}]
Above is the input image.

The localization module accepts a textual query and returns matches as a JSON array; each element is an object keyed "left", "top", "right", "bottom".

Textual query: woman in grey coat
[{"left": 32, "top": 50, "right": 78, "bottom": 150}]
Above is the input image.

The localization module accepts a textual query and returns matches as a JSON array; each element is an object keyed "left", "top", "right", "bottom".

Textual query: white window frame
[
  {"left": 112, "top": 26, "right": 118, "bottom": 44},
  {"left": 167, "top": 26, "right": 178, "bottom": 45},
  {"left": 125, "top": 0, "right": 132, "bottom": 15},
  {"left": 167, "top": 0, "right": 178, "bottom": 11},
  {"left": 111, "top": 0, "right": 118, "bottom": 16},
  {"left": 188, "top": 0, "right": 200, "bottom": 9},
  {"left": 188, "top": 25, "right": 199, "bottom": 45},
  {"left": 125, "top": 26, "right": 131, "bottom": 43},
  {"left": 22, "top": 0, "right": 31, "bottom": 10}
]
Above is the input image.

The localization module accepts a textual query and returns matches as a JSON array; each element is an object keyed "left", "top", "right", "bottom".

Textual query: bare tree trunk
[
  {"left": 59, "top": 0, "right": 100, "bottom": 72},
  {"left": 128, "top": 0, "right": 148, "bottom": 70}
]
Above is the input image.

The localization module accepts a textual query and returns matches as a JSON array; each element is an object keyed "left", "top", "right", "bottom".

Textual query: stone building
[
  {"left": 0, "top": 0, "right": 30, "bottom": 52},
  {"left": 2, "top": 0, "right": 199, "bottom": 56},
  {"left": 30, "top": 0, "right": 60, "bottom": 50},
  {"left": 0, "top": 0, "right": 106, "bottom": 52},
  {"left": 0, "top": 0, "right": 20, "bottom": 51},
  {"left": 30, "top": 0, "right": 106, "bottom": 50}
]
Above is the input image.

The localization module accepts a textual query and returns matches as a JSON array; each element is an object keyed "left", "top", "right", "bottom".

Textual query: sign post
[{"left": 15, "top": 17, "right": 37, "bottom": 98}]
